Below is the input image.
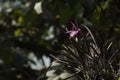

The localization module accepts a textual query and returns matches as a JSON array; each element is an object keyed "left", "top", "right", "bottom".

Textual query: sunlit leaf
[
  {"left": 18, "top": 16, "right": 23, "bottom": 25},
  {"left": 14, "top": 28, "right": 22, "bottom": 37},
  {"left": 34, "top": 1, "right": 42, "bottom": 14}
]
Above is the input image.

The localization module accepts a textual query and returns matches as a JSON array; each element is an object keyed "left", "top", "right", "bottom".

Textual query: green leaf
[
  {"left": 118, "top": 78, "right": 120, "bottom": 80},
  {"left": 14, "top": 28, "right": 22, "bottom": 37}
]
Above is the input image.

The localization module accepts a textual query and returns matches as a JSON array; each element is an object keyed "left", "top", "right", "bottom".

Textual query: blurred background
[{"left": 0, "top": 0, "right": 120, "bottom": 80}]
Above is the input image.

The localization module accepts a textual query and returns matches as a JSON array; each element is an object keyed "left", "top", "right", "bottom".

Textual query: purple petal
[
  {"left": 65, "top": 22, "right": 81, "bottom": 39},
  {"left": 69, "top": 31, "right": 79, "bottom": 38},
  {"left": 70, "top": 22, "right": 78, "bottom": 30},
  {"left": 66, "top": 30, "right": 76, "bottom": 33}
]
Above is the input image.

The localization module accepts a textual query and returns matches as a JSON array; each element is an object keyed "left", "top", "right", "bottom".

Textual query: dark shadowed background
[{"left": 0, "top": 0, "right": 120, "bottom": 80}]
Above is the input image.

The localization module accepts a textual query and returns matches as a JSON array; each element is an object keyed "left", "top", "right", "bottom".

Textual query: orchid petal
[
  {"left": 65, "top": 22, "right": 80, "bottom": 39},
  {"left": 70, "top": 22, "right": 78, "bottom": 30},
  {"left": 66, "top": 30, "right": 76, "bottom": 33}
]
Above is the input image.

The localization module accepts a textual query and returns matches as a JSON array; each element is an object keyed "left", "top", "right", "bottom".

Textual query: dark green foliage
[
  {"left": 45, "top": 0, "right": 120, "bottom": 80},
  {"left": 0, "top": 0, "right": 120, "bottom": 80},
  {"left": 46, "top": 24, "right": 119, "bottom": 80}
]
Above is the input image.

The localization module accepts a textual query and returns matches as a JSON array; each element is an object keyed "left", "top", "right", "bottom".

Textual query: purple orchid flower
[{"left": 66, "top": 22, "right": 80, "bottom": 39}]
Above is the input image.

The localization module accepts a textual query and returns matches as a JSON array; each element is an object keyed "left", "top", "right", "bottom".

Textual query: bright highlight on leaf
[
  {"left": 14, "top": 29, "right": 22, "bottom": 37},
  {"left": 34, "top": 1, "right": 42, "bottom": 14},
  {"left": 118, "top": 78, "right": 120, "bottom": 80}
]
